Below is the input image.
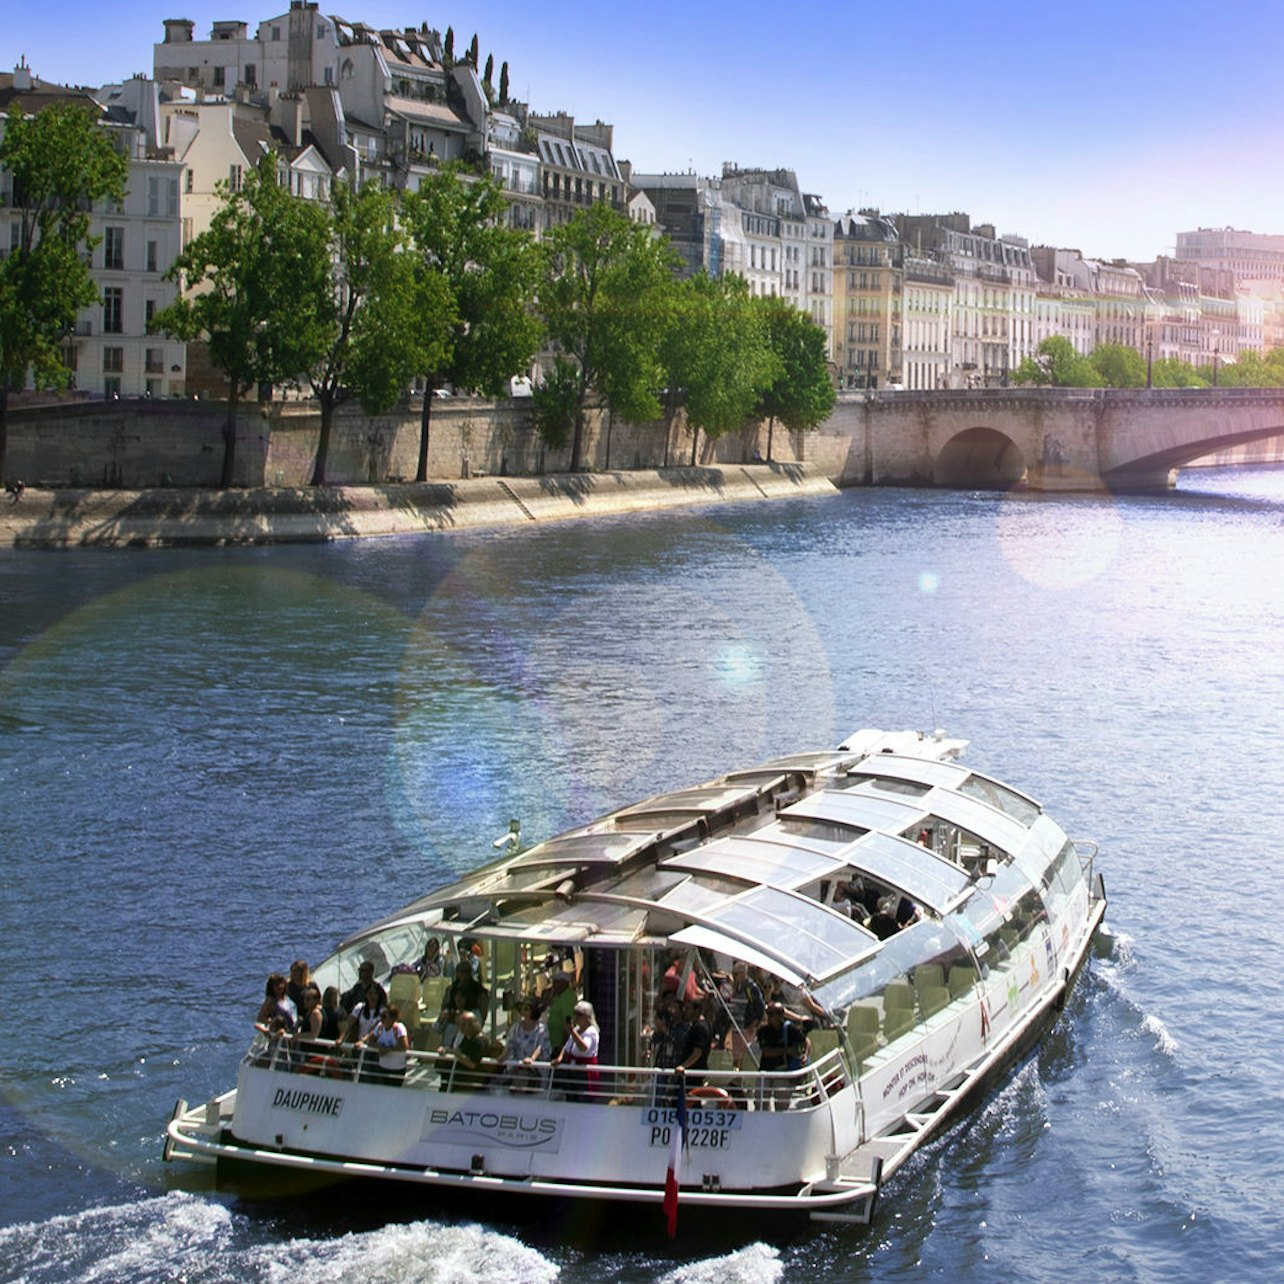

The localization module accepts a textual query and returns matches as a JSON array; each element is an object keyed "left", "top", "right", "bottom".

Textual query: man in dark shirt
[
  {"left": 756, "top": 1002, "right": 807, "bottom": 1110},
  {"left": 340, "top": 960, "right": 387, "bottom": 1017},
  {"left": 677, "top": 999, "right": 711, "bottom": 1073}
]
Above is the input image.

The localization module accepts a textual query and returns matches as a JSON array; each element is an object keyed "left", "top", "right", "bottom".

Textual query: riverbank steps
[{"left": 0, "top": 464, "right": 835, "bottom": 549}]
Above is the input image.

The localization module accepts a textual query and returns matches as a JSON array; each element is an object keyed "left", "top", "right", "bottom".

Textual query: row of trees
[
  {"left": 0, "top": 103, "right": 836, "bottom": 490},
  {"left": 1010, "top": 335, "right": 1283, "bottom": 389}
]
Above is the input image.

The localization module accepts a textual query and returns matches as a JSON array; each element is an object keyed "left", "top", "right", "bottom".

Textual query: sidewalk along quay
[{"left": 0, "top": 465, "right": 837, "bottom": 549}]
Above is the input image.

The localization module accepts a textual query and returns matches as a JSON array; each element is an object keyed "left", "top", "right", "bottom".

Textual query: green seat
[
  {"left": 912, "top": 964, "right": 944, "bottom": 992},
  {"left": 948, "top": 965, "right": 977, "bottom": 999},
  {"left": 919, "top": 984, "right": 950, "bottom": 1019},
  {"left": 883, "top": 981, "right": 916, "bottom": 1010},
  {"left": 883, "top": 1006, "right": 915, "bottom": 1042}
]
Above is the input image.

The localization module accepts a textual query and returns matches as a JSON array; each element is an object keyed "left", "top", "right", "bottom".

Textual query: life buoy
[{"left": 686, "top": 1085, "right": 737, "bottom": 1111}]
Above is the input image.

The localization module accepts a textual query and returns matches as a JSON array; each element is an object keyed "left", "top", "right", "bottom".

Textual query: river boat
[{"left": 165, "top": 728, "right": 1106, "bottom": 1227}]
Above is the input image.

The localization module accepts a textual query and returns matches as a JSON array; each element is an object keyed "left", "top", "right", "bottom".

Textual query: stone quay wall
[{"left": 5, "top": 395, "right": 844, "bottom": 490}]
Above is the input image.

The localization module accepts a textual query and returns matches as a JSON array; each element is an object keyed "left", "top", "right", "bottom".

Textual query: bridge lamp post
[
  {"left": 1212, "top": 329, "right": 1221, "bottom": 387},
  {"left": 1146, "top": 334, "right": 1153, "bottom": 388}
]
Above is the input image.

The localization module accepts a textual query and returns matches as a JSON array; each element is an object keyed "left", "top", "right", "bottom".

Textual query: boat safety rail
[
  {"left": 242, "top": 1035, "right": 850, "bottom": 1113},
  {"left": 1072, "top": 838, "right": 1099, "bottom": 884}
]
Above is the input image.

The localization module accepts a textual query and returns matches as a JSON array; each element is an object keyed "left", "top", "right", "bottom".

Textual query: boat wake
[
  {"left": 0, "top": 1193, "right": 561, "bottom": 1284},
  {"left": 656, "top": 1243, "right": 782, "bottom": 1284}
]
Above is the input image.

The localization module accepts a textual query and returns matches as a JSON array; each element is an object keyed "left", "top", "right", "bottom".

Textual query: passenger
[
  {"left": 294, "top": 983, "right": 324, "bottom": 1045},
  {"left": 286, "top": 959, "right": 311, "bottom": 1012},
  {"left": 437, "top": 967, "right": 489, "bottom": 1047},
  {"left": 726, "top": 963, "right": 765, "bottom": 1070},
  {"left": 500, "top": 999, "right": 552, "bottom": 1091},
  {"left": 318, "top": 985, "right": 343, "bottom": 1042},
  {"left": 834, "top": 880, "right": 872, "bottom": 926},
  {"left": 256, "top": 972, "right": 296, "bottom": 1033},
  {"left": 896, "top": 896, "right": 921, "bottom": 929},
  {"left": 756, "top": 1002, "right": 808, "bottom": 1110},
  {"left": 355, "top": 1004, "right": 410, "bottom": 1085},
  {"left": 343, "top": 979, "right": 386, "bottom": 1044},
  {"left": 552, "top": 1000, "right": 601, "bottom": 1101},
  {"left": 340, "top": 960, "right": 387, "bottom": 1018},
  {"left": 661, "top": 953, "right": 704, "bottom": 1004},
  {"left": 677, "top": 998, "right": 711, "bottom": 1073},
  {"left": 777, "top": 979, "right": 829, "bottom": 1030},
  {"left": 438, "top": 1010, "right": 490, "bottom": 1092},
  {"left": 869, "top": 896, "right": 900, "bottom": 940},
  {"left": 416, "top": 937, "right": 453, "bottom": 980},
  {"left": 254, "top": 1014, "right": 293, "bottom": 1068},
  {"left": 542, "top": 972, "right": 577, "bottom": 1048}
]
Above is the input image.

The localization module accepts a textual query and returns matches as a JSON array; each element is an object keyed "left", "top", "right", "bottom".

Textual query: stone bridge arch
[{"left": 934, "top": 426, "right": 1027, "bottom": 488}]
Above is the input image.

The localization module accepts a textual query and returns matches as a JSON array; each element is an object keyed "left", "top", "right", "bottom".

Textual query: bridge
[{"left": 824, "top": 387, "right": 1284, "bottom": 491}]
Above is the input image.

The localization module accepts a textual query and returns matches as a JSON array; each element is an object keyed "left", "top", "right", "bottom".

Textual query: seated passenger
[
  {"left": 256, "top": 973, "right": 296, "bottom": 1033},
  {"left": 416, "top": 937, "right": 453, "bottom": 980},
  {"left": 438, "top": 1010, "right": 490, "bottom": 1092},
  {"left": 355, "top": 1005, "right": 410, "bottom": 1085},
  {"left": 437, "top": 968, "right": 489, "bottom": 1047},
  {"left": 499, "top": 999, "right": 552, "bottom": 1091}
]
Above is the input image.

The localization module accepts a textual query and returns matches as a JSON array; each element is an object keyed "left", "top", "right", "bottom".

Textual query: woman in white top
[
  {"left": 552, "top": 1000, "right": 600, "bottom": 1100},
  {"left": 355, "top": 1005, "right": 410, "bottom": 1084}
]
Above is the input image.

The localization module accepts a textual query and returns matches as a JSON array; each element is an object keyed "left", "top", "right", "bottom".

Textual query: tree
[
  {"left": 304, "top": 180, "right": 451, "bottom": 486},
  {"left": 469, "top": 33, "right": 479, "bottom": 66},
  {"left": 537, "top": 202, "right": 679, "bottom": 470},
  {"left": 1090, "top": 342, "right": 1145, "bottom": 388},
  {"left": 660, "top": 272, "right": 777, "bottom": 465},
  {"left": 153, "top": 158, "right": 330, "bottom": 487},
  {"left": 1010, "top": 336, "right": 1103, "bottom": 388},
  {"left": 400, "top": 165, "right": 542, "bottom": 482},
  {"left": 483, "top": 53, "right": 494, "bottom": 88},
  {"left": 443, "top": 27, "right": 455, "bottom": 62},
  {"left": 1149, "top": 357, "right": 1207, "bottom": 388},
  {"left": 753, "top": 297, "right": 836, "bottom": 461},
  {"left": 0, "top": 102, "right": 127, "bottom": 486},
  {"left": 499, "top": 61, "right": 510, "bottom": 103}
]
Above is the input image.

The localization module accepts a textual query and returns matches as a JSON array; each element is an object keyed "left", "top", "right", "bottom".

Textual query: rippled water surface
[{"left": 3, "top": 466, "right": 1283, "bottom": 1283}]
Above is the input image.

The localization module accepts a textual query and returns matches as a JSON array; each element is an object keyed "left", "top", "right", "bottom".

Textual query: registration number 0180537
[{"left": 643, "top": 1106, "right": 742, "bottom": 1149}]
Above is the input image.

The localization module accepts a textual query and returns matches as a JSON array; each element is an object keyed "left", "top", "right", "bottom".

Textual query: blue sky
[{"left": 9, "top": 1, "right": 1284, "bottom": 260}]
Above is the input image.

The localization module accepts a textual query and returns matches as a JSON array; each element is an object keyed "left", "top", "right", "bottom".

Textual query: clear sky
[{"left": 9, "top": 0, "right": 1284, "bottom": 261}]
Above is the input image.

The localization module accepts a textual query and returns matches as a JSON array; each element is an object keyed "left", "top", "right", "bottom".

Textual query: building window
[
  {"left": 146, "top": 240, "right": 158, "bottom": 273},
  {"left": 104, "top": 226, "right": 124, "bottom": 271},
  {"left": 145, "top": 299, "right": 156, "bottom": 330},
  {"left": 245, "top": 63, "right": 256, "bottom": 87},
  {"left": 185, "top": 169, "right": 193, "bottom": 194},
  {"left": 104, "top": 376, "right": 121, "bottom": 397},
  {"left": 229, "top": 165, "right": 243, "bottom": 192},
  {"left": 103, "top": 346, "right": 124, "bottom": 373},
  {"left": 103, "top": 288, "right": 124, "bottom": 334},
  {"left": 145, "top": 347, "right": 164, "bottom": 374}
]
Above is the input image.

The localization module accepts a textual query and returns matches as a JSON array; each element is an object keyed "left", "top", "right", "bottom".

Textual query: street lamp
[
  {"left": 1146, "top": 334, "right": 1153, "bottom": 388},
  {"left": 1212, "top": 329, "right": 1220, "bottom": 387}
]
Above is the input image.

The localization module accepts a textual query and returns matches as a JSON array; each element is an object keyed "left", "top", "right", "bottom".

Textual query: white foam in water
[
  {"left": 657, "top": 1243, "right": 782, "bottom": 1284},
  {"left": 250, "top": 1220, "right": 559, "bottom": 1284},
  {"left": 1141, "top": 1012, "right": 1178, "bottom": 1057},
  {"left": 0, "top": 1192, "right": 233, "bottom": 1283}
]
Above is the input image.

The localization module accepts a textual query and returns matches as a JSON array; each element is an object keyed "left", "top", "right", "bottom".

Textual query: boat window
[
  {"left": 783, "top": 788, "right": 927, "bottom": 834},
  {"left": 958, "top": 773, "right": 1041, "bottom": 826},
  {"left": 841, "top": 774, "right": 931, "bottom": 799},
  {"left": 921, "top": 788, "right": 1031, "bottom": 855},
  {"left": 845, "top": 829, "right": 972, "bottom": 913},
  {"left": 950, "top": 861, "right": 1046, "bottom": 963},
  {"left": 664, "top": 835, "right": 847, "bottom": 889},
  {"left": 1036, "top": 839, "right": 1082, "bottom": 922},
  {"left": 505, "top": 831, "right": 656, "bottom": 870},
  {"left": 774, "top": 817, "right": 862, "bottom": 846},
  {"left": 845, "top": 753, "right": 969, "bottom": 791},
  {"left": 697, "top": 886, "right": 878, "bottom": 979},
  {"left": 658, "top": 872, "right": 754, "bottom": 918},
  {"left": 812, "top": 916, "right": 971, "bottom": 1014}
]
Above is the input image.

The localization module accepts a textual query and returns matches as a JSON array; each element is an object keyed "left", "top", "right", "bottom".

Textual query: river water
[{"left": 2, "top": 466, "right": 1283, "bottom": 1283}]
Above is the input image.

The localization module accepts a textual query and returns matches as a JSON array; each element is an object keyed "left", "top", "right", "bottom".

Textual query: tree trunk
[
  {"left": 690, "top": 424, "right": 699, "bottom": 467},
  {"left": 569, "top": 384, "right": 587, "bottom": 472},
  {"left": 415, "top": 380, "right": 438, "bottom": 482},
  {"left": 604, "top": 409, "right": 613, "bottom": 471},
  {"left": 220, "top": 381, "right": 239, "bottom": 489},
  {"left": 767, "top": 416, "right": 775, "bottom": 464},
  {"left": 311, "top": 395, "right": 334, "bottom": 486},
  {"left": 0, "top": 383, "right": 9, "bottom": 490}
]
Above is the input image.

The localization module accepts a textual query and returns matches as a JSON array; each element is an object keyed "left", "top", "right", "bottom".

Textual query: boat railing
[
  {"left": 1073, "top": 838, "right": 1100, "bottom": 887},
  {"left": 242, "top": 1035, "right": 850, "bottom": 1114}
]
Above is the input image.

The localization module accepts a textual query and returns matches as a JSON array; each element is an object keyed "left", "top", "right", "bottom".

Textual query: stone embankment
[{"left": 0, "top": 464, "right": 836, "bottom": 549}]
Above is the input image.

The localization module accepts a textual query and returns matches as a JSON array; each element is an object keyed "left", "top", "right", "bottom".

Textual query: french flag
[{"left": 663, "top": 1074, "right": 688, "bottom": 1237}]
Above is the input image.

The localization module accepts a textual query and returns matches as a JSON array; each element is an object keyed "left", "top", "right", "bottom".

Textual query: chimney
[
  {"left": 163, "top": 18, "right": 195, "bottom": 44},
  {"left": 12, "top": 56, "right": 32, "bottom": 92}
]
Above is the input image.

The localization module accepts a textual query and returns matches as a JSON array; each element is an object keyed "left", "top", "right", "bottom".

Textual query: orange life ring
[{"left": 686, "top": 1085, "right": 737, "bottom": 1111}]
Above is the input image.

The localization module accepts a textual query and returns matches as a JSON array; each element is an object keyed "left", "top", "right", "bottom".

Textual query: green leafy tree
[
  {"left": 401, "top": 166, "right": 542, "bottom": 481},
  {"left": 1010, "top": 336, "right": 1103, "bottom": 388},
  {"left": 660, "top": 272, "right": 777, "bottom": 465},
  {"left": 469, "top": 34, "right": 479, "bottom": 66},
  {"left": 532, "top": 355, "right": 578, "bottom": 451},
  {"left": 1149, "top": 356, "right": 1207, "bottom": 388},
  {"left": 499, "top": 61, "right": 510, "bottom": 103},
  {"left": 483, "top": 54, "right": 494, "bottom": 88},
  {"left": 537, "top": 202, "right": 679, "bottom": 470},
  {"left": 0, "top": 102, "right": 127, "bottom": 486},
  {"left": 753, "top": 297, "right": 836, "bottom": 461},
  {"left": 443, "top": 27, "right": 455, "bottom": 62},
  {"left": 304, "top": 181, "right": 451, "bottom": 486},
  {"left": 1090, "top": 342, "right": 1146, "bottom": 388},
  {"left": 153, "top": 158, "right": 330, "bottom": 487}
]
